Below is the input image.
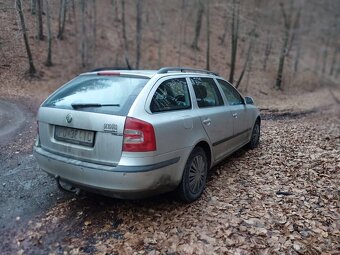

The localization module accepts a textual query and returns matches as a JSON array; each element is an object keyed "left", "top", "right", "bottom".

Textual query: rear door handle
[
  {"left": 232, "top": 113, "right": 238, "bottom": 118},
  {"left": 202, "top": 118, "right": 211, "bottom": 126}
]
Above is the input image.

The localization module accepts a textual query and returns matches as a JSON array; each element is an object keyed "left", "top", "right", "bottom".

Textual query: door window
[
  {"left": 150, "top": 78, "right": 191, "bottom": 113},
  {"left": 190, "top": 77, "right": 223, "bottom": 108},
  {"left": 217, "top": 79, "right": 244, "bottom": 105}
]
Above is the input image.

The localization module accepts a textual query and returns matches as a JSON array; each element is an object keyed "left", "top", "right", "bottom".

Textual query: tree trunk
[
  {"left": 275, "top": 3, "right": 292, "bottom": 90},
  {"left": 135, "top": 0, "right": 143, "bottom": 69},
  {"left": 314, "top": 49, "right": 320, "bottom": 74},
  {"left": 263, "top": 36, "right": 272, "bottom": 71},
  {"left": 16, "top": 0, "right": 37, "bottom": 76},
  {"left": 92, "top": 0, "right": 97, "bottom": 48},
  {"left": 45, "top": 0, "right": 52, "bottom": 66},
  {"left": 275, "top": 29, "right": 289, "bottom": 90},
  {"left": 329, "top": 47, "right": 338, "bottom": 76},
  {"left": 121, "top": 0, "right": 131, "bottom": 69},
  {"left": 30, "top": 0, "right": 37, "bottom": 15},
  {"left": 156, "top": 4, "right": 164, "bottom": 67},
  {"left": 36, "top": 0, "right": 44, "bottom": 40},
  {"left": 321, "top": 46, "right": 328, "bottom": 78},
  {"left": 191, "top": 0, "right": 204, "bottom": 50},
  {"left": 177, "top": 0, "right": 187, "bottom": 65},
  {"left": 205, "top": 1, "right": 210, "bottom": 70},
  {"left": 57, "top": 0, "right": 67, "bottom": 40},
  {"left": 229, "top": 0, "right": 239, "bottom": 84},
  {"left": 219, "top": 8, "right": 228, "bottom": 45},
  {"left": 236, "top": 27, "right": 256, "bottom": 88},
  {"left": 80, "top": 0, "right": 87, "bottom": 67},
  {"left": 111, "top": 0, "right": 120, "bottom": 22},
  {"left": 294, "top": 40, "right": 301, "bottom": 74}
]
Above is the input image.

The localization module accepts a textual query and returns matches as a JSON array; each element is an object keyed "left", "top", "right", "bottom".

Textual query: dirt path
[{"left": 0, "top": 99, "right": 27, "bottom": 146}]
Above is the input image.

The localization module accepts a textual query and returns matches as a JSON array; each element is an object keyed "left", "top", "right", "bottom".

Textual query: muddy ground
[{"left": 0, "top": 100, "right": 339, "bottom": 255}]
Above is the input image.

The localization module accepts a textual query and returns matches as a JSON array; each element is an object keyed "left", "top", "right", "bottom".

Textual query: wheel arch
[
  {"left": 256, "top": 115, "right": 261, "bottom": 125},
  {"left": 194, "top": 140, "right": 212, "bottom": 169}
]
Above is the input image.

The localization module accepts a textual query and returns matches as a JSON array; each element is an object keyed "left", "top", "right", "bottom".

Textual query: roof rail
[{"left": 157, "top": 67, "right": 219, "bottom": 76}]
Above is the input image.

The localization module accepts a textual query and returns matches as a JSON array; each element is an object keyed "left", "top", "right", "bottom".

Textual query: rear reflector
[
  {"left": 97, "top": 71, "right": 120, "bottom": 76},
  {"left": 123, "top": 117, "right": 156, "bottom": 152}
]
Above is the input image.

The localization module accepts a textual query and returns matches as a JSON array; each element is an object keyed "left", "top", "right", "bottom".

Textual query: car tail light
[
  {"left": 123, "top": 117, "right": 156, "bottom": 152},
  {"left": 97, "top": 71, "right": 120, "bottom": 76}
]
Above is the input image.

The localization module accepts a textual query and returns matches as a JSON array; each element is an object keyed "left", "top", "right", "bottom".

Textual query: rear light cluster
[
  {"left": 97, "top": 71, "right": 120, "bottom": 76},
  {"left": 123, "top": 117, "right": 156, "bottom": 152}
]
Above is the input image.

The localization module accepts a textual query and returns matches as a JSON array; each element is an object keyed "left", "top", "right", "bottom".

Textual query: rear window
[{"left": 43, "top": 75, "right": 149, "bottom": 116}]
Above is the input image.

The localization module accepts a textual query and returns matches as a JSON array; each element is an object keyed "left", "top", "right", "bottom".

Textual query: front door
[
  {"left": 189, "top": 77, "right": 233, "bottom": 161},
  {"left": 216, "top": 79, "right": 252, "bottom": 148}
]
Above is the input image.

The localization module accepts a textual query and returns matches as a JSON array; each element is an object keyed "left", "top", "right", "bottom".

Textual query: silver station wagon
[{"left": 34, "top": 67, "right": 260, "bottom": 202}]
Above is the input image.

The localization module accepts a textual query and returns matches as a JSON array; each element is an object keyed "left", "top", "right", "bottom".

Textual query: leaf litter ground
[{"left": 10, "top": 106, "right": 340, "bottom": 255}]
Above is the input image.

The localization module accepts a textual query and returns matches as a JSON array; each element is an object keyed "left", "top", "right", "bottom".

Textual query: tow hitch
[{"left": 55, "top": 176, "right": 81, "bottom": 195}]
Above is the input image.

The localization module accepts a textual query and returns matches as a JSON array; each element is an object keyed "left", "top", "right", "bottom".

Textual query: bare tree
[
  {"left": 275, "top": 2, "right": 293, "bottom": 90},
  {"left": 291, "top": 7, "right": 301, "bottom": 74},
  {"left": 263, "top": 31, "right": 272, "bottom": 71},
  {"left": 236, "top": 27, "right": 256, "bottom": 88},
  {"left": 329, "top": 47, "right": 338, "bottom": 76},
  {"left": 191, "top": 0, "right": 204, "bottom": 50},
  {"left": 177, "top": 0, "right": 187, "bottom": 65},
  {"left": 111, "top": 0, "right": 120, "bottom": 22},
  {"left": 16, "top": 0, "right": 37, "bottom": 76},
  {"left": 80, "top": 0, "right": 87, "bottom": 67},
  {"left": 121, "top": 0, "right": 131, "bottom": 69},
  {"left": 135, "top": 0, "right": 143, "bottom": 69},
  {"left": 205, "top": 0, "right": 210, "bottom": 70},
  {"left": 156, "top": 5, "right": 165, "bottom": 67},
  {"left": 36, "top": 0, "right": 44, "bottom": 40},
  {"left": 219, "top": 8, "right": 228, "bottom": 45},
  {"left": 57, "top": 0, "right": 67, "bottom": 39},
  {"left": 314, "top": 49, "right": 320, "bottom": 74},
  {"left": 229, "top": 0, "right": 239, "bottom": 84},
  {"left": 45, "top": 0, "right": 52, "bottom": 66},
  {"left": 30, "top": 0, "right": 37, "bottom": 15},
  {"left": 92, "top": 0, "right": 97, "bottom": 48},
  {"left": 321, "top": 43, "right": 329, "bottom": 78}
]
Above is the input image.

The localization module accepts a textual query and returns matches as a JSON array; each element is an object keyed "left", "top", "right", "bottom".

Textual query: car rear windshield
[{"left": 43, "top": 75, "right": 149, "bottom": 116}]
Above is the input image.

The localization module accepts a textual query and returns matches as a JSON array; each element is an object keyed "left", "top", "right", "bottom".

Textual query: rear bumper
[{"left": 33, "top": 146, "right": 182, "bottom": 199}]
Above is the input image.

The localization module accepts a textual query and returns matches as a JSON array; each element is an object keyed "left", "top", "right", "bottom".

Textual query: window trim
[
  {"left": 215, "top": 78, "right": 245, "bottom": 106},
  {"left": 148, "top": 77, "right": 193, "bottom": 114},
  {"left": 189, "top": 77, "right": 225, "bottom": 108}
]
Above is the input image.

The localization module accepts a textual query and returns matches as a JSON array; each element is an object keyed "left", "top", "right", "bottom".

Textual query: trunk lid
[
  {"left": 38, "top": 108, "right": 125, "bottom": 166},
  {"left": 37, "top": 74, "right": 149, "bottom": 166}
]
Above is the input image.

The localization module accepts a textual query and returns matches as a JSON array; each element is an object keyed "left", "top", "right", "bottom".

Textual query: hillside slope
[{"left": 0, "top": 0, "right": 339, "bottom": 111}]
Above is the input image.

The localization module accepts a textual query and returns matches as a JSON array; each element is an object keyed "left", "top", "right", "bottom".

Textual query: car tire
[
  {"left": 247, "top": 120, "right": 260, "bottom": 149},
  {"left": 177, "top": 147, "right": 208, "bottom": 203}
]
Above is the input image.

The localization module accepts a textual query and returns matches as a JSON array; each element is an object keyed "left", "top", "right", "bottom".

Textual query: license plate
[{"left": 54, "top": 126, "right": 95, "bottom": 147}]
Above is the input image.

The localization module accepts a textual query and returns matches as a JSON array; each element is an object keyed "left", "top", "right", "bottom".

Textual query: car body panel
[
  {"left": 34, "top": 69, "right": 260, "bottom": 199},
  {"left": 38, "top": 107, "right": 126, "bottom": 166}
]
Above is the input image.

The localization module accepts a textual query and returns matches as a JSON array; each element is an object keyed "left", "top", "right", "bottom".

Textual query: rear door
[
  {"left": 38, "top": 74, "right": 149, "bottom": 166},
  {"left": 189, "top": 77, "right": 233, "bottom": 161},
  {"left": 216, "top": 79, "right": 252, "bottom": 147}
]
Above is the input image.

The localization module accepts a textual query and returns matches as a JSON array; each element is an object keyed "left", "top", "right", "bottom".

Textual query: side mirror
[{"left": 245, "top": 96, "right": 254, "bottom": 105}]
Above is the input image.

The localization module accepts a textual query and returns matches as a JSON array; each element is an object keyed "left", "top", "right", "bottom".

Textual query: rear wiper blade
[{"left": 71, "top": 103, "right": 120, "bottom": 108}]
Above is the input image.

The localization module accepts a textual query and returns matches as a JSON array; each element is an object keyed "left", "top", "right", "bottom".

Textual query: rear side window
[
  {"left": 190, "top": 77, "right": 223, "bottom": 108},
  {"left": 217, "top": 79, "right": 244, "bottom": 105},
  {"left": 43, "top": 75, "right": 149, "bottom": 116},
  {"left": 150, "top": 78, "right": 191, "bottom": 113}
]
